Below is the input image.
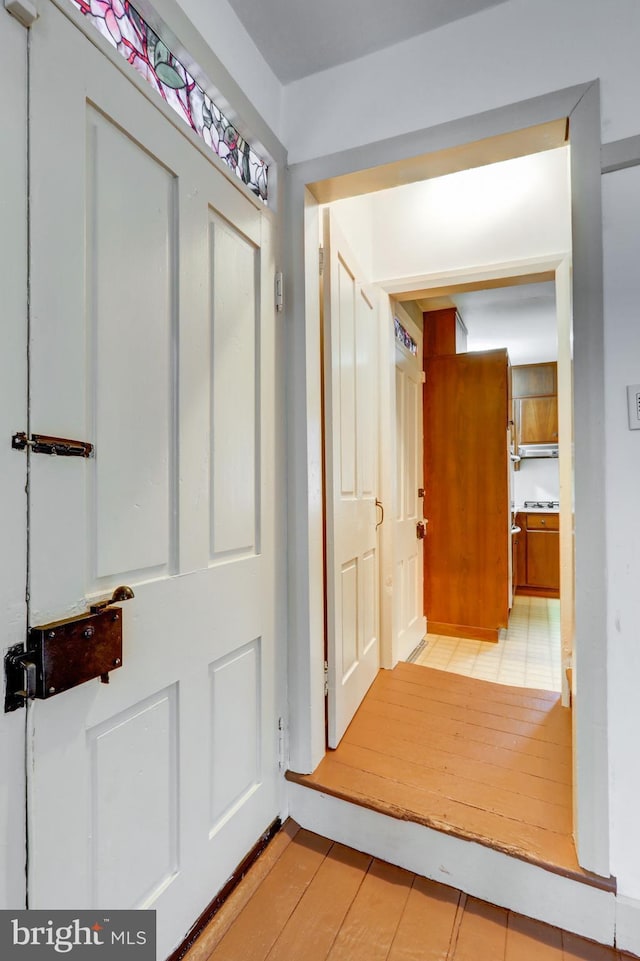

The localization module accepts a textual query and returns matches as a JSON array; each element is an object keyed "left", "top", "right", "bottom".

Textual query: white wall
[
  {"left": 174, "top": 0, "right": 284, "bottom": 142},
  {"left": 602, "top": 163, "right": 640, "bottom": 902},
  {"left": 513, "top": 460, "right": 560, "bottom": 507},
  {"left": 327, "top": 149, "right": 571, "bottom": 286},
  {"left": 284, "top": 0, "right": 640, "bottom": 162},
  {"left": 370, "top": 149, "right": 571, "bottom": 281}
]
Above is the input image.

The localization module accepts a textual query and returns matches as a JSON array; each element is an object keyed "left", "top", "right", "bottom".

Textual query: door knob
[{"left": 90, "top": 585, "right": 135, "bottom": 613}]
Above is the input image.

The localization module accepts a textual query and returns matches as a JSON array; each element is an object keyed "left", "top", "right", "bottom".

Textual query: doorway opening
[
  {"left": 292, "top": 103, "right": 606, "bottom": 874},
  {"left": 319, "top": 251, "right": 576, "bottom": 879},
  {"left": 287, "top": 81, "right": 608, "bottom": 883},
  {"left": 407, "top": 281, "right": 566, "bottom": 697},
  {"left": 319, "top": 145, "right": 573, "bottom": 698}
]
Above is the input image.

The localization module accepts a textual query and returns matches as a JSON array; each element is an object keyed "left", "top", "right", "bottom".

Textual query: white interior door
[
  {"left": 393, "top": 307, "right": 426, "bottom": 660},
  {"left": 323, "top": 210, "right": 380, "bottom": 748},
  {"left": 26, "top": 3, "right": 282, "bottom": 956},
  {"left": 0, "top": 5, "right": 28, "bottom": 911}
]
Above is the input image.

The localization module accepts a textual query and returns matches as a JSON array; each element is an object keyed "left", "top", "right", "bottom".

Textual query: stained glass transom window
[
  {"left": 394, "top": 317, "right": 417, "bottom": 356},
  {"left": 69, "top": 0, "right": 268, "bottom": 202}
]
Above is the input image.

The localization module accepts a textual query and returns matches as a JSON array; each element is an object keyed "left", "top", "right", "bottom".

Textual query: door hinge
[
  {"left": 319, "top": 246, "right": 325, "bottom": 277},
  {"left": 275, "top": 271, "right": 284, "bottom": 312},
  {"left": 12, "top": 432, "right": 94, "bottom": 458},
  {"left": 277, "top": 716, "right": 287, "bottom": 770},
  {"left": 324, "top": 660, "right": 329, "bottom": 697}
]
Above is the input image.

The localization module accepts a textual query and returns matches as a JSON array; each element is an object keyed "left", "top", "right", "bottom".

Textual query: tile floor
[{"left": 412, "top": 596, "right": 561, "bottom": 692}]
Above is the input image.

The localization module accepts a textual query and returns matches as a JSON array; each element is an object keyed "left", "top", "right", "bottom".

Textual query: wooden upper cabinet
[
  {"left": 512, "top": 361, "right": 558, "bottom": 448},
  {"left": 517, "top": 395, "right": 558, "bottom": 444},
  {"left": 512, "top": 362, "right": 557, "bottom": 398}
]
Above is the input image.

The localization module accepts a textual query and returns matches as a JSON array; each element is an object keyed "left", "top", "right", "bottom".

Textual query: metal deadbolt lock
[{"left": 4, "top": 586, "right": 134, "bottom": 713}]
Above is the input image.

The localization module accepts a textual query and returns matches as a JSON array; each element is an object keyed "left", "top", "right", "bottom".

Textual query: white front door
[
  {"left": 393, "top": 307, "right": 426, "bottom": 660},
  {"left": 26, "top": 3, "right": 282, "bottom": 955},
  {"left": 323, "top": 210, "right": 380, "bottom": 748}
]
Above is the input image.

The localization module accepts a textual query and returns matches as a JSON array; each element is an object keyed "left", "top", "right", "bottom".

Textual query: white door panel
[
  {"left": 324, "top": 211, "right": 379, "bottom": 748},
  {"left": 27, "top": 4, "right": 281, "bottom": 956},
  {"left": 394, "top": 308, "right": 426, "bottom": 660}
]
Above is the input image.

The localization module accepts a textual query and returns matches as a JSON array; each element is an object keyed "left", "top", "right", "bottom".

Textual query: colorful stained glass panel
[
  {"left": 394, "top": 317, "right": 418, "bottom": 356},
  {"left": 68, "top": 0, "right": 268, "bottom": 202}
]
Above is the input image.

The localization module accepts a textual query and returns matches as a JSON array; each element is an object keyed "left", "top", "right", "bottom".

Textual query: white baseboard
[
  {"left": 616, "top": 895, "right": 640, "bottom": 956},
  {"left": 287, "top": 781, "right": 616, "bottom": 947}
]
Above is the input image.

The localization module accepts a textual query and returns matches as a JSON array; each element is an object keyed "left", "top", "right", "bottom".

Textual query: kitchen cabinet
[
  {"left": 512, "top": 362, "right": 558, "bottom": 456},
  {"left": 424, "top": 349, "right": 510, "bottom": 641},
  {"left": 423, "top": 307, "right": 468, "bottom": 355},
  {"left": 516, "top": 395, "right": 558, "bottom": 445},
  {"left": 512, "top": 362, "right": 556, "bottom": 398},
  {"left": 514, "top": 512, "right": 560, "bottom": 597}
]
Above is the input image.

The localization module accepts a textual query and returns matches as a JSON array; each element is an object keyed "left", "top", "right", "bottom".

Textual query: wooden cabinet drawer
[{"left": 526, "top": 513, "right": 559, "bottom": 530}]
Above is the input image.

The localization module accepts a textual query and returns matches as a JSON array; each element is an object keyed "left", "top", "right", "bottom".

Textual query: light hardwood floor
[
  {"left": 288, "top": 662, "right": 610, "bottom": 887},
  {"left": 183, "top": 822, "right": 629, "bottom": 961}
]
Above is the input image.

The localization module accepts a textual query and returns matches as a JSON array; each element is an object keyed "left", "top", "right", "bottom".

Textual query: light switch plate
[{"left": 627, "top": 385, "right": 640, "bottom": 430}]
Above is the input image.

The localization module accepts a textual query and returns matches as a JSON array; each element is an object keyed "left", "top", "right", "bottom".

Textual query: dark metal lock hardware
[
  {"left": 12, "top": 431, "right": 94, "bottom": 457},
  {"left": 416, "top": 519, "right": 428, "bottom": 540},
  {"left": 4, "top": 586, "right": 134, "bottom": 713}
]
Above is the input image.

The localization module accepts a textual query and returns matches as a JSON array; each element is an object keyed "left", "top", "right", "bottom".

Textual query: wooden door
[
  {"left": 394, "top": 309, "right": 426, "bottom": 660},
  {"left": 0, "top": 5, "right": 28, "bottom": 911},
  {"left": 424, "top": 350, "right": 510, "bottom": 641},
  {"left": 323, "top": 210, "right": 380, "bottom": 748},
  {"left": 26, "top": 4, "right": 282, "bottom": 956}
]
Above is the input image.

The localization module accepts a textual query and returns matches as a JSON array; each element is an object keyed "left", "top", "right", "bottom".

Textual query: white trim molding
[
  {"left": 601, "top": 134, "right": 640, "bottom": 174},
  {"left": 288, "top": 782, "right": 616, "bottom": 947},
  {"left": 616, "top": 895, "right": 640, "bottom": 955}
]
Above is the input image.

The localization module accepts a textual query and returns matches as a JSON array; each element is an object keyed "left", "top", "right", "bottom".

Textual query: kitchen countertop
[{"left": 516, "top": 505, "right": 560, "bottom": 514}]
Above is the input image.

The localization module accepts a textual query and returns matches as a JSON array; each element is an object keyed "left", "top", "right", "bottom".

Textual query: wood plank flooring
[
  {"left": 185, "top": 822, "right": 632, "bottom": 961},
  {"left": 288, "top": 663, "right": 612, "bottom": 888}
]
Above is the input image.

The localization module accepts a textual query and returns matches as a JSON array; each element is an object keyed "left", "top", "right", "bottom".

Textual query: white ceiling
[
  {"left": 225, "top": 0, "right": 510, "bottom": 83},
  {"left": 448, "top": 283, "right": 558, "bottom": 366}
]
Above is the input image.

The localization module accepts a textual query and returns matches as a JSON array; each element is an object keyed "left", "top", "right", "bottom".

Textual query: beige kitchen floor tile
[{"left": 412, "top": 596, "right": 562, "bottom": 692}]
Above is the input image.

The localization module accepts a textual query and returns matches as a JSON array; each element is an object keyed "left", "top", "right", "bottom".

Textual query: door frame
[
  {"left": 0, "top": 3, "right": 28, "bottom": 910},
  {"left": 285, "top": 81, "right": 610, "bottom": 878},
  {"left": 378, "top": 253, "right": 572, "bottom": 699}
]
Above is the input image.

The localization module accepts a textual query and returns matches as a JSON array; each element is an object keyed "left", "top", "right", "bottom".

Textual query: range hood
[{"left": 518, "top": 443, "right": 559, "bottom": 459}]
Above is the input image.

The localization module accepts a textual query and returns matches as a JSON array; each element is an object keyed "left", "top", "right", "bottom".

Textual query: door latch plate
[{"left": 4, "top": 608, "right": 123, "bottom": 712}]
